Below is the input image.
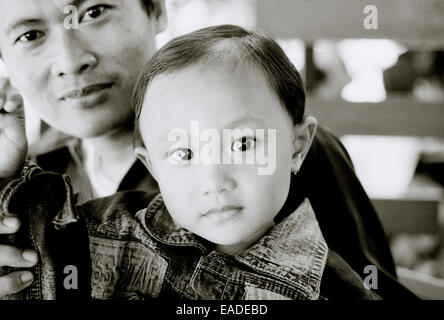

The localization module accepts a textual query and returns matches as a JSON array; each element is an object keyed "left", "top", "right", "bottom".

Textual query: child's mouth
[{"left": 202, "top": 206, "right": 243, "bottom": 222}]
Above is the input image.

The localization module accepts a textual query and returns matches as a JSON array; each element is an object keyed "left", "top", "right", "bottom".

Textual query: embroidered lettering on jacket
[{"left": 90, "top": 237, "right": 167, "bottom": 299}]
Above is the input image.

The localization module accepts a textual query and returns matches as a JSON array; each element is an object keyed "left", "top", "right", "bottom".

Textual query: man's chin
[{"left": 49, "top": 121, "right": 129, "bottom": 139}]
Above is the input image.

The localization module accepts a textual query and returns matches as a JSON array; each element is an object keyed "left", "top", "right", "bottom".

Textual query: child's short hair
[{"left": 133, "top": 24, "right": 306, "bottom": 148}]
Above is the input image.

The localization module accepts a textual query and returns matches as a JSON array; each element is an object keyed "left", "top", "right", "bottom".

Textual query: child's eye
[
  {"left": 79, "top": 5, "right": 109, "bottom": 23},
  {"left": 231, "top": 137, "right": 256, "bottom": 152},
  {"left": 16, "top": 30, "right": 44, "bottom": 43},
  {"left": 169, "top": 148, "right": 193, "bottom": 164}
]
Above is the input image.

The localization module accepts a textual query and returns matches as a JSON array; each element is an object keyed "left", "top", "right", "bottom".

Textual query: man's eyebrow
[
  {"left": 5, "top": 0, "right": 91, "bottom": 36},
  {"left": 5, "top": 19, "right": 42, "bottom": 36},
  {"left": 66, "top": 0, "right": 89, "bottom": 10}
]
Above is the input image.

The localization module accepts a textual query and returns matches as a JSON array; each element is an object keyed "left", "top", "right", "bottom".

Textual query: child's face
[{"left": 138, "top": 63, "right": 307, "bottom": 254}]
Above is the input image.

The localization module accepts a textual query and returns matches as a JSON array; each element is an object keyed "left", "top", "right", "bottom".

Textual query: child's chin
[{"left": 211, "top": 236, "right": 245, "bottom": 247}]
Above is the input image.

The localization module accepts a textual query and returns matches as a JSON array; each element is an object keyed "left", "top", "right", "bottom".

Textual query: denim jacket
[
  {"left": 84, "top": 193, "right": 328, "bottom": 300},
  {"left": 0, "top": 163, "right": 91, "bottom": 300},
  {"left": 1, "top": 162, "right": 382, "bottom": 300}
]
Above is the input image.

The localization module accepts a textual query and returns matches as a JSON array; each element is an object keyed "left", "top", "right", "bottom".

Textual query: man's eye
[
  {"left": 231, "top": 137, "right": 256, "bottom": 152},
  {"left": 16, "top": 30, "right": 44, "bottom": 43},
  {"left": 79, "top": 5, "right": 108, "bottom": 22},
  {"left": 169, "top": 148, "right": 193, "bottom": 164}
]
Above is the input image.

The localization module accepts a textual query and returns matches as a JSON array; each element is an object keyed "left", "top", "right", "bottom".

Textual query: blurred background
[{"left": 1, "top": 0, "right": 443, "bottom": 299}]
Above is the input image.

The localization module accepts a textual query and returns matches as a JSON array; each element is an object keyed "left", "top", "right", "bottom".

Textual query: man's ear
[
  {"left": 290, "top": 116, "right": 317, "bottom": 174},
  {"left": 134, "top": 146, "right": 157, "bottom": 181},
  {"left": 153, "top": 0, "right": 168, "bottom": 34}
]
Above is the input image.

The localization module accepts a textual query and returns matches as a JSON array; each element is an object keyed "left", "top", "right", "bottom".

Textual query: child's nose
[{"left": 201, "top": 165, "right": 237, "bottom": 196}]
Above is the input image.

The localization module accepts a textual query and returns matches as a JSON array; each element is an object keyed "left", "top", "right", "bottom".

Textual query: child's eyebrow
[
  {"left": 226, "top": 116, "right": 267, "bottom": 128},
  {"left": 155, "top": 117, "right": 267, "bottom": 145}
]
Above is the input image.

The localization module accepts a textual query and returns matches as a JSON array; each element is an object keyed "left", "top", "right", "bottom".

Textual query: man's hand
[
  {"left": 0, "top": 217, "right": 38, "bottom": 297},
  {"left": 0, "top": 77, "right": 27, "bottom": 178},
  {"left": 0, "top": 77, "right": 37, "bottom": 298}
]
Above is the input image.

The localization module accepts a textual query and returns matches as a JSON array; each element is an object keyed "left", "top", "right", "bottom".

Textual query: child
[{"left": 0, "top": 25, "right": 382, "bottom": 300}]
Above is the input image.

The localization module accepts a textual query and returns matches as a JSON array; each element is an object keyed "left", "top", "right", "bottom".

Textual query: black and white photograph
[{"left": 0, "top": 0, "right": 443, "bottom": 312}]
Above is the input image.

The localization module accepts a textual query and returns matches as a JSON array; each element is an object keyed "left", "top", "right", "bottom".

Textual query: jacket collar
[
  {"left": 235, "top": 198, "right": 328, "bottom": 299},
  {"left": 138, "top": 194, "right": 328, "bottom": 299},
  {"left": 136, "top": 194, "right": 213, "bottom": 253}
]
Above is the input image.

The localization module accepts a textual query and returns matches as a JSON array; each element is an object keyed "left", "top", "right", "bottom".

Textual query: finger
[
  {"left": 0, "top": 216, "right": 21, "bottom": 234},
  {"left": 0, "top": 90, "right": 5, "bottom": 108},
  {"left": 0, "top": 245, "right": 38, "bottom": 268},
  {"left": 0, "top": 111, "right": 27, "bottom": 149},
  {"left": 0, "top": 271, "right": 34, "bottom": 297},
  {"left": 0, "top": 77, "right": 8, "bottom": 89},
  {"left": 4, "top": 94, "right": 24, "bottom": 114}
]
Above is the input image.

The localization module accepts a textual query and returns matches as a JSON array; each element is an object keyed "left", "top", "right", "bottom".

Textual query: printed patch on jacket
[
  {"left": 90, "top": 237, "right": 167, "bottom": 299},
  {"left": 244, "top": 285, "right": 291, "bottom": 300}
]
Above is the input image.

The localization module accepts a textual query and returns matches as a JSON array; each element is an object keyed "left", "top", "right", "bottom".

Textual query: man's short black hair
[{"left": 133, "top": 24, "right": 306, "bottom": 148}]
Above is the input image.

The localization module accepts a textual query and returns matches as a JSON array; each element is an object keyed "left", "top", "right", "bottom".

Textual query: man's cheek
[
  {"left": 118, "top": 42, "right": 154, "bottom": 68},
  {"left": 10, "top": 66, "right": 41, "bottom": 93},
  {"left": 4, "top": 67, "right": 23, "bottom": 91}
]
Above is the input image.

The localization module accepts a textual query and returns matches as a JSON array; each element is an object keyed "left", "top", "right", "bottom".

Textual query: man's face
[
  {"left": 139, "top": 63, "right": 296, "bottom": 253},
  {"left": 0, "top": 0, "right": 166, "bottom": 138}
]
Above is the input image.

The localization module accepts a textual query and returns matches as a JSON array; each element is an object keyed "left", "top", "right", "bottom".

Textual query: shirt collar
[{"left": 138, "top": 194, "right": 328, "bottom": 299}]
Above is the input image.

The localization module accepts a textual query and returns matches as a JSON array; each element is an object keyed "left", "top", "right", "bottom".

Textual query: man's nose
[
  {"left": 202, "top": 165, "right": 237, "bottom": 196},
  {"left": 50, "top": 31, "right": 98, "bottom": 77}
]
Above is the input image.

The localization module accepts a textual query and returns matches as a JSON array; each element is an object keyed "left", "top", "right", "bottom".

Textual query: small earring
[
  {"left": 291, "top": 165, "right": 300, "bottom": 175},
  {"left": 292, "top": 155, "right": 302, "bottom": 175}
]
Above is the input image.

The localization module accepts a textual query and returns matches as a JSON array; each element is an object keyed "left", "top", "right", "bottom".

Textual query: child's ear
[
  {"left": 290, "top": 116, "right": 317, "bottom": 174},
  {"left": 134, "top": 146, "right": 157, "bottom": 181}
]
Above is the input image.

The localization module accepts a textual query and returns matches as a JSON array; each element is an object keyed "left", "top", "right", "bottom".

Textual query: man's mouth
[{"left": 60, "top": 83, "right": 114, "bottom": 100}]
